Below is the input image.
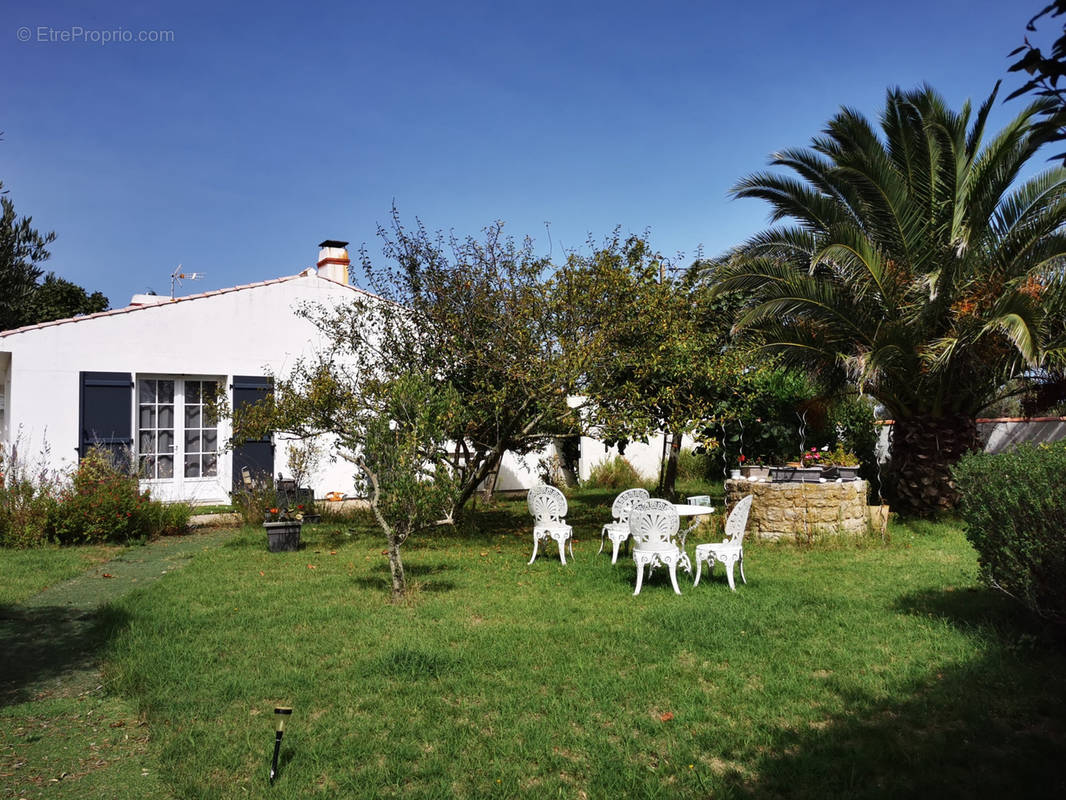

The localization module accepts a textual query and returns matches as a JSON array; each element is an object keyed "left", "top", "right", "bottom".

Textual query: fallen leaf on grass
[
  {"left": 660, "top": 712, "right": 674, "bottom": 722},
  {"left": 259, "top": 571, "right": 265, "bottom": 576},
  {"left": 307, "top": 564, "right": 317, "bottom": 570}
]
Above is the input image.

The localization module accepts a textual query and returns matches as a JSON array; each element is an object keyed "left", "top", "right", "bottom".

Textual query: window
[
  {"left": 137, "top": 377, "right": 219, "bottom": 482},
  {"left": 139, "top": 379, "right": 174, "bottom": 479},
  {"left": 183, "top": 380, "right": 218, "bottom": 478}
]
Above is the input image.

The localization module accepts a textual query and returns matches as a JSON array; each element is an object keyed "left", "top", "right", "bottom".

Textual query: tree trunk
[
  {"left": 658, "top": 433, "right": 683, "bottom": 501},
  {"left": 386, "top": 532, "right": 406, "bottom": 604},
  {"left": 887, "top": 414, "right": 979, "bottom": 517}
]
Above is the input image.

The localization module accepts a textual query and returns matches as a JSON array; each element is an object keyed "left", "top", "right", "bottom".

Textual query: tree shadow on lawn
[
  {"left": 719, "top": 588, "right": 1066, "bottom": 799},
  {"left": 0, "top": 603, "right": 129, "bottom": 707},
  {"left": 350, "top": 562, "right": 459, "bottom": 594}
]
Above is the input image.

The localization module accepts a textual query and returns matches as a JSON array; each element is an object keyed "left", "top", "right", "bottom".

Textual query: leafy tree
[
  {"left": 27, "top": 273, "right": 109, "bottom": 323},
  {"left": 573, "top": 233, "right": 755, "bottom": 498},
  {"left": 232, "top": 365, "right": 461, "bottom": 602},
  {"left": 0, "top": 181, "right": 55, "bottom": 331},
  {"left": 235, "top": 211, "right": 590, "bottom": 526},
  {"left": 0, "top": 181, "right": 109, "bottom": 330},
  {"left": 1008, "top": 1, "right": 1066, "bottom": 161},
  {"left": 704, "top": 84, "right": 1066, "bottom": 516}
]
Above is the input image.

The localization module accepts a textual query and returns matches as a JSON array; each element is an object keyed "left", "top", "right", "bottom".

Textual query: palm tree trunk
[{"left": 887, "top": 414, "right": 979, "bottom": 517}]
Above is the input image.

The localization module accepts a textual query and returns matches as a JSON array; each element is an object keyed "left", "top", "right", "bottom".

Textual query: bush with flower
[{"left": 800, "top": 446, "right": 826, "bottom": 467}]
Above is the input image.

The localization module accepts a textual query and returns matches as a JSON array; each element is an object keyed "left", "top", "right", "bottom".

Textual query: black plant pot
[
  {"left": 264, "top": 521, "right": 302, "bottom": 552},
  {"left": 823, "top": 466, "right": 860, "bottom": 481}
]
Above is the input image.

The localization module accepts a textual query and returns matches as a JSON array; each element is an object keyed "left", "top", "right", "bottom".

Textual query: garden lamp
[{"left": 270, "top": 706, "right": 292, "bottom": 785}]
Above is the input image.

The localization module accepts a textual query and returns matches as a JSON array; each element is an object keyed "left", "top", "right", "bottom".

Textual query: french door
[{"left": 137, "top": 377, "right": 221, "bottom": 498}]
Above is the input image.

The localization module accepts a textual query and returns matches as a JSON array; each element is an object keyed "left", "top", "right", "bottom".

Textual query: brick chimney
[{"left": 317, "top": 240, "right": 350, "bottom": 284}]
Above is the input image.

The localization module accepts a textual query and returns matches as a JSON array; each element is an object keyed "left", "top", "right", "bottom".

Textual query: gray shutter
[
  {"left": 231, "top": 375, "right": 274, "bottom": 493},
  {"left": 78, "top": 371, "right": 133, "bottom": 463}
]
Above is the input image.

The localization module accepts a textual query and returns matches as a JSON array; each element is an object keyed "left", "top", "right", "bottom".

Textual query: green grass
[
  {"left": 0, "top": 544, "right": 124, "bottom": 605},
  {"left": 3, "top": 490, "right": 1066, "bottom": 798},
  {"left": 189, "top": 504, "right": 238, "bottom": 515}
]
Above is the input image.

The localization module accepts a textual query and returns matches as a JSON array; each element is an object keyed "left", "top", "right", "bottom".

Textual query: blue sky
[{"left": 0, "top": 0, "right": 1052, "bottom": 305}]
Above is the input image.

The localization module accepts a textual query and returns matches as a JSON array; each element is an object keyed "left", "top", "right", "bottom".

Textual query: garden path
[{"left": 0, "top": 529, "right": 236, "bottom": 799}]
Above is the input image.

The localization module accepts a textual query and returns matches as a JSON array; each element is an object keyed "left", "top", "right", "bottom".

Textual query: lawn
[{"left": 4, "top": 489, "right": 1066, "bottom": 798}]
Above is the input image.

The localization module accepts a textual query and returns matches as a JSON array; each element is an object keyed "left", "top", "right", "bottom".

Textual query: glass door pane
[
  {"left": 183, "top": 380, "right": 218, "bottom": 478},
  {"left": 137, "top": 379, "right": 175, "bottom": 479}
]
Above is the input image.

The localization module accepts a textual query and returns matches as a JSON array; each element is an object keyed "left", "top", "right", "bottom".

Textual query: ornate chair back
[
  {"left": 629, "top": 499, "right": 680, "bottom": 551},
  {"left": 723, "top": 495, "right": 754, "bottom": 545},
  {"left": 528, "top": 484, "right": 568, "bottom": 524},
  {"left": 611, "top": 487, "right": 650, "bottom": 524}
]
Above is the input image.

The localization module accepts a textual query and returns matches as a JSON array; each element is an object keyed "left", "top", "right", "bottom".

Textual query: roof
[{"left": 0, "top": 271, "right": 380, "bottom": 338}]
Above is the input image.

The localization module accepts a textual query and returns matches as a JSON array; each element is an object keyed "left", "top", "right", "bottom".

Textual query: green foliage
[
  {"left": 26, "top": 272, "right": 109, "bottom": 324},
  {"left": 0, "top": 182, "right": 108, "bottom": 331},
  {"left": 50, "top": 450, "right": 150, "bottom": 544},
  {"left": 700, "top": 364, "right": 820, "bottom": 471},
  {"left": 0, "top": 437, "right": 59, "bottom": 548},
  {"left": 675, "top": 447, "right": 712, "bottom": 482},
  {"left": 240, "top": 210, "right": 591, "bottom": 521},
  {"left": 583, "top": 455, "right": 645, "bottom": 490},
  {"left": 571, "top": 232, "right": 764, "bottom": 496},
  {"left": 232, "top": 479, "right": 279, "bottom": 525},
  {"left": 1007, "top": 1, "right": 1066, "bottom": 161},
  {"left": 360, "top": 372, "right": 461, "bottom": 545},
  {"left": 1, "top": 445, "right": 190, "bottom": 547},
  {"left": 706, "top": 84, "right": 1066, "bottom": 514},
  {"left": 953, "top": 443, "right": 1066, "bottom": 623}
]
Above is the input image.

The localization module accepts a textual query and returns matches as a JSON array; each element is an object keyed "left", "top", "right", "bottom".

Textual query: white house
[
  {"left": 1, "top": 239, "right": 689, "bottom": 505},
  {"left": 0, "top": 242, "right": 380, "bottom": 504}
]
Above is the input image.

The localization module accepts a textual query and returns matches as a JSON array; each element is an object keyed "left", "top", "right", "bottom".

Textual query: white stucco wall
[
  {"left": 0, "top": 274, "right": 369, "bottom": 504},
  {"left": 578, "top": 432, "right": 697, "bottom": 483}
]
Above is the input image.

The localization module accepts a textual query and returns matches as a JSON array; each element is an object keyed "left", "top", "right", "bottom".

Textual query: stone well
[{"left": 725, "top": 478, "right": 871, "bottom": 542}]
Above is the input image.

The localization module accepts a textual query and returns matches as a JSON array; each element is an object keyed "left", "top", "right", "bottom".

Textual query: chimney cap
[{"left": 319, "top": 239, "right": 349, "bottom": 249}]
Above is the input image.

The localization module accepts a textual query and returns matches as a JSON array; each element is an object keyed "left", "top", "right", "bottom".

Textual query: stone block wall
[{"left": 725, "top": 478, "right": 870, "bottom": 542}]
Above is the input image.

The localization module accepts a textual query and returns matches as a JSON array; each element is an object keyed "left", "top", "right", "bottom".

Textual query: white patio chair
[
  {"left": 527, "top": 484, "right": 574, "bottom": 565},
  {"left": 599, "top": 487, "right": 650, "bottom": 563},
  {"left": 630, "top": 499, "right": 690, "bottom": 595},
  {"left": 693, "top": 494, "right": 754, "bottom": 591}
]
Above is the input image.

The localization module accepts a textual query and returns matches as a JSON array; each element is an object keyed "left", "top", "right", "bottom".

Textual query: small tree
[
  {"left": 296, "top": 210, "right": 590, "bottom": 520},
  {"left": 571, "top": 233, "right": 756, "bottom": 498},
  {"left": 233, "top": 366, "right": 460, "bottom": 602}
]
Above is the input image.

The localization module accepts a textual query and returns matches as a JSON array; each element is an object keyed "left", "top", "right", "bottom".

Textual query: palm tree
[{"left": 705, "top": 83, "right": 1066, "bottom": 516}]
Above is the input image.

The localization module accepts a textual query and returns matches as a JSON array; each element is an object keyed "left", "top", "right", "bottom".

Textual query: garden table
[{"left": 672, "top": 503, "right": 715, "bottom": 549}]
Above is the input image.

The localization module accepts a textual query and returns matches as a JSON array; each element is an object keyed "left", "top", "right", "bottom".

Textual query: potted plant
[
  {"left": 264, "top": 504, "right": 303, "bottom": 552},
  {"left": 771, "top": 448, "right": 824, "bottom": 482},
  {"left": 822, "top": 443, "right": 860, "bottom": 480}
]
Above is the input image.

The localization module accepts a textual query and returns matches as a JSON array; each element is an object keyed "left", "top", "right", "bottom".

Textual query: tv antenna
[{"left": 170, "top": 265, "right": 205, "bottom": 298}]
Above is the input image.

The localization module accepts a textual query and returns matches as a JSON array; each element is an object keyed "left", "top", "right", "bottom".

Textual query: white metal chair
[
  {"left": 527, "top": 485, "right": 574, "bottom": 565},
  {"left": 599, "top": 487, "right": 650, "bottom": 563},
  {"left": 629, "top": 499, "right": 690, "bottom": 595},
  {"left": 694, "top": 494, "right": 754, "bottom": 590}
]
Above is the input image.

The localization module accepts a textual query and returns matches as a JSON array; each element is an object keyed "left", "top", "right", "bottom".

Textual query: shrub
[
  {"left": 953, "top": 443, "right": 1066, "bottom": 623},
  {"left": 584, "top": 455, "right": 644, "bottom": 490},
  {"left": 137, "top": 499, "right": 194, "bottom": 536},
  {"left": 50, "top": 449, "right": 146, "bottom": 544},
  {"left": 0, "top": 437, "right": 59, "bottom": 548},
  {"left": 232, "top": 480, "right": 280, "bottom": 525},
  {"left": 676, "top": 448, "right": 712, "bottom": 482}
]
